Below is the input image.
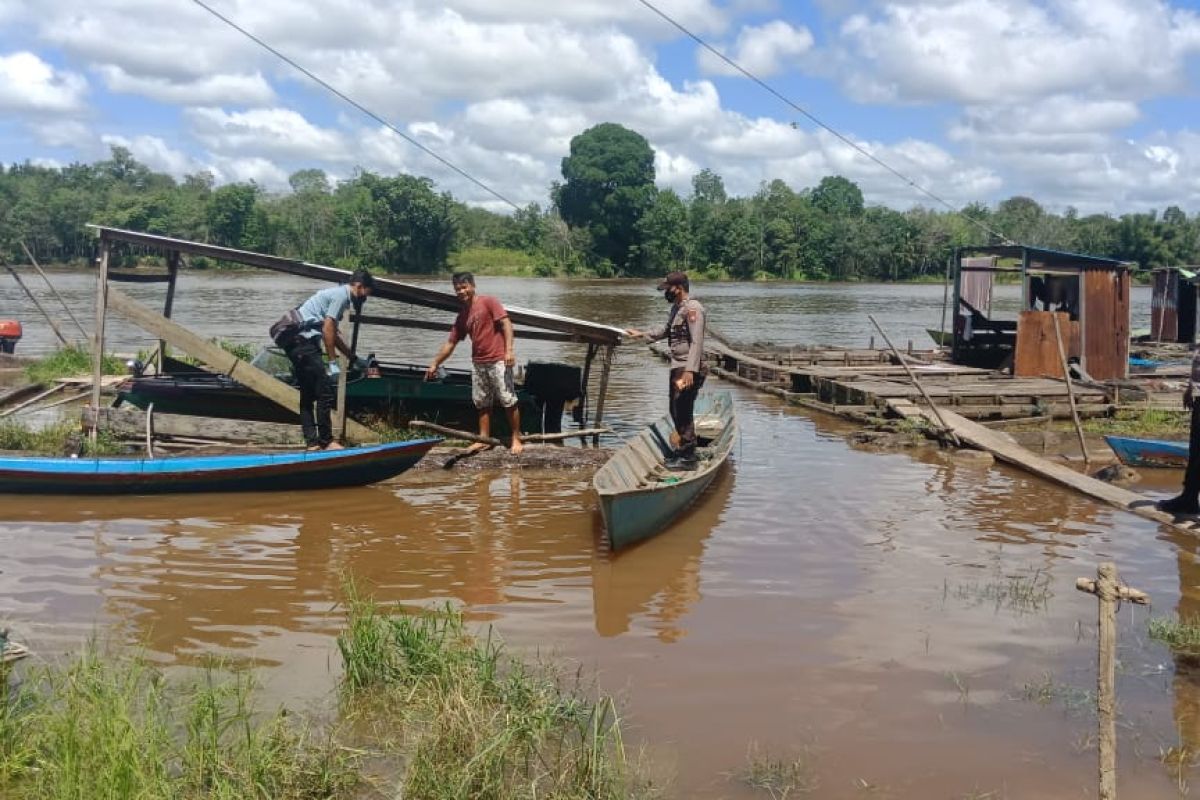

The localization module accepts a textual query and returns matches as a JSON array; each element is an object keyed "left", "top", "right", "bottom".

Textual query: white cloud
[
  {"left": 836, "top": 0, "right": 1200, "bottom": 105},
  {"left": 0, "top": 51, "right": 87, "bottom": 114},
  {"left": 101, "top": 134, "right": 203, "bottom": 177},
  {"left": 209, "top": 156, "right": 290, "bottom": 189},
  {"left": 98, "top": 66, "right": 275, "bottom": 106},
  {"left": 698, "top": 20, "right": 815, "bottom": 77},
  {"left": 185, "top": 107, "right": 347, "bottom": 161},
  {"left": 30, "top": 119, "right": 95, "bottom": 149}
]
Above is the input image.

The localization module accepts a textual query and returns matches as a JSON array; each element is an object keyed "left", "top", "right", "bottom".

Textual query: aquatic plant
[
  {"left": 1149, "top": 616, "right": 1200, "bottom": 653},
  {"left": 24, "top": 345, "right": 124, "bottom": 384},
  {"left": 1082, "top": 408, "right": 1189, "bottom": 437},
  {"left": 0, "top": 420, "right": 122, "bottom": 456},
  {"left": 736, "top": 743, "right": 816, "bottom": 798}
]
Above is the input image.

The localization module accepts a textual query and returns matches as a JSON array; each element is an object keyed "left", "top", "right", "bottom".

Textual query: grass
[
  {"left": 336, "top": 583, "right": 655, "bottom": 799},
  {"left": 177, "top": 338, "right": 258, "bottom": 367},
  {"left": 0, "top": 419, "right": 123, "bottom": 455},
  {"left": 24, "top": 344, "right": 124, "bottom": 384},
  {"left": 1149, "top": 616, "right": 1200, "bottom": 654},
  {"left": 0, "top": 649, "right": 358, "bottom": 799},
  {"left": 448, "top": 246, "right": 559, "bottom": 278},
  {"left": 1018, "top": 671, "right": 1095, "bottom": 714},
  {"left": 736, "top": 745, "right": 816, "bottom": 798},
  {"left": 1081, "top": 408, "right": 1190, "bottom": 437},
  {"left": 945, "top": 569, "right": 1054, "bottom": 616}
]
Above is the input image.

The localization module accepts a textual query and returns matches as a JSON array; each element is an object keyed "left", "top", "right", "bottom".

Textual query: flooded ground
[{"left": 2, "top": 273, "right": 1196, "bottom": 798}]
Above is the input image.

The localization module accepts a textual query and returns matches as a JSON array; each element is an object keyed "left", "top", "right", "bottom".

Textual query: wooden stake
[
  {"left": 90, "top": 241, "right": 110, "bottom": 444},
  {"left": 1075, "top": 564, "right": 1149, "bottom": 800},
  {"left": 592, "top": 345, "right": 615, "bottom": 447},
  {"left": 1052, "top": 312, "right": 1089, "bottom": 465},
  {"left": 3, "top": 260, "right": 70, "bottom": 347},
  {"left": 20, "top": 240, "right": 89, "bottom": 340}
]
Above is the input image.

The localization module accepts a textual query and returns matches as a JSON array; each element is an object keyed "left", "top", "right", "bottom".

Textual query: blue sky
[{"left": 1, "top": 0, "right": 1199, "bottom": 214}]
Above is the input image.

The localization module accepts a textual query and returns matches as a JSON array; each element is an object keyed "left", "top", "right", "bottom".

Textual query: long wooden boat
[
  {"left": 116, "top": 354, "right": 578, "bottom": 434},
  {"left": 593, "top": 391, "right": 736, "bottom": 550},
  {"left": 1104, "top": 435, "right": 1188, "bottom": 469},
  {"left": 0, "top": 438, "right": 439, "bottom": 495}
]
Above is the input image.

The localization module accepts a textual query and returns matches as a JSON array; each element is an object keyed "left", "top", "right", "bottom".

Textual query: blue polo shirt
[{"left": 296, "top": 285, "right": 352, "bottom": 340}]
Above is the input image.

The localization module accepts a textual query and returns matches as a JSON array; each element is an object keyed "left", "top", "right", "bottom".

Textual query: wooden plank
[
  {"left": 84, "top": 406, "right": 304, "bottom": 444},
  {"left": 105, "top": 286, "right": 377, "bottom": 443},
  {"left": 897, "top": 405, "right": 1200, "bottom": 533},
  {"left": 349, "top": 314, "right": 580, "bottom": 343},
  {"left": 107, "top": 271, "right": 172, "bottom": 284},
  {"left": 1015, "top": 311, "right": 1068, "bottom": 378},
  {"left": 1082, "top": 270, "right": 1130, "bottom": 380}
]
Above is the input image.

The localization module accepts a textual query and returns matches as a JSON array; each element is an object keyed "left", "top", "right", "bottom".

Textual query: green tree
[{"left": 554, "top": 123, "right": 656, "bottom": 275}]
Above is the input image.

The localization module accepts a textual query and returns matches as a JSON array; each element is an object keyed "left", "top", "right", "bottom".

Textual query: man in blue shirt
[{"left": 284, "top": 269, "right": 375, "bottom": 450}]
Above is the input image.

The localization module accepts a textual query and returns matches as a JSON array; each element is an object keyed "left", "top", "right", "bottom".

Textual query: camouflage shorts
[{"left": 472, "top": 361, "right": 517, "bottom": 409}]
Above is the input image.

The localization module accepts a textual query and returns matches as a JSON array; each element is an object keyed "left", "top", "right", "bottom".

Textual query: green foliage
[
  {"left": 24, "top": 345, "right": 124, "bottom": 383},
  {"left": 1081, "top": 408, "right": 1190, "bottom": 436},
  {"left": 1150, "top": 616, "right": 1200, "bottom": 653},
  {"left": 554, "top": 123, "right": 657, "bottom": 275},
  {"left": 338, "top": 589, "right": 655, "bottom": 799},
  {"left": 0, "top": 647, "right": 358, "bottom": 799},
  {"left": 0, "top": 420, "right": 122, "bottom": 456}
]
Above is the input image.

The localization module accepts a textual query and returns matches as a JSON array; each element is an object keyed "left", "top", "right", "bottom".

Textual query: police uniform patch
[{"left": 687, "top": 310, "right": 697, "bottom": 322}]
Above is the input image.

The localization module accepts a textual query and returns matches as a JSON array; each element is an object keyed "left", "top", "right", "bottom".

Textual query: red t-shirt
[{"left": 449, "top": 295, "right": 508, "bottom": 363}]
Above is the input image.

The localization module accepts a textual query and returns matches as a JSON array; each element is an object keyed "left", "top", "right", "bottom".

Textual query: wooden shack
[
  {"left": 951, "top": 245, "right": 1132, "bottom": 381},
  {"left": 1149, "top": 266, "right": 1200, "bottom": 343}
]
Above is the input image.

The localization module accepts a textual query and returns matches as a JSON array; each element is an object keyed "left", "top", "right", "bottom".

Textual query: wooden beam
[
  {"left": 90, "top": 242, "right": 109, "bottom": 442},
  {"left": 107, "top": 271, "right": 173, "bottom": 283},
  {"left": 3, "top": 261, "right": 70, "bottom": 347},
  {"left": 84, "top": 406, "right": 304, "bottom": 445},
  {"left": 349, "top": 314, "right": 582, "bottom": 343},
  {"left": 20, "top": 240, "right": 89, "bottom": 340},
  {"left": 592, "top": 345, "right": 615, "bottom": 446},
  {"left": 104, "top": 285, "right": 378, "bottom": 443}
]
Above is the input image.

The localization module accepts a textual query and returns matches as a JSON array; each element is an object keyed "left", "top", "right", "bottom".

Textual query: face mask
[{"left": 664, "top": 287, "right": 679, "bottom": 303}]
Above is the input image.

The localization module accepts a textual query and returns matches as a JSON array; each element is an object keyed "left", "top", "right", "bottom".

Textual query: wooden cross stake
[{"left": 1075, "top": 562, "right": 1149, "bottom": 800}]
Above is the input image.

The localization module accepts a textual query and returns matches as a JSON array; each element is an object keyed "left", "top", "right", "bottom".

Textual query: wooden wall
[
  {"left": 1014, "top": 312, "right": 1079, "bottom": 378},
  {"left": 1081, "top": 270, "right": 1130, "bottom": 380}
]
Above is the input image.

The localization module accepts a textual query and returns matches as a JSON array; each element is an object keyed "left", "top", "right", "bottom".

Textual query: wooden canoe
[
  {"left": 593, "top": 391, "right": 736, "bottom": 550},
  {"left": 1104, "top": 435, "right": 1188, "bottom": 469},
  {"left": 0, "top": 438, "right": 440, "bottom": 495}
]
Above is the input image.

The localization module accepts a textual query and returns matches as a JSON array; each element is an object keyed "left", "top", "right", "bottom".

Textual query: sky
[{"left": 1, "top": 0, "right": 1199, "bottom": 215}]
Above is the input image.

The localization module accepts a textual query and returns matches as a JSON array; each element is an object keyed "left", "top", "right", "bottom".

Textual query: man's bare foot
[
  {"left": 323, "top": 441, "right": 345, "bottom": 451},
  {"left": 510, "top": 438, "right": 523, "bottom": 455}
]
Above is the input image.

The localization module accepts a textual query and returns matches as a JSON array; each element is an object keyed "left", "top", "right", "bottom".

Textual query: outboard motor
[
  {"left": 0, "top": 320, "right": 21, "bottom": 354},
  {"left": 522, "top": 361, "right": 583, "bottom": 434}
]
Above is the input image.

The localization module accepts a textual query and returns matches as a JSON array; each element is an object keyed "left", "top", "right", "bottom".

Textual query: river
[{"left": 2, "top": 273, "right": 1194, "bottom": 798}]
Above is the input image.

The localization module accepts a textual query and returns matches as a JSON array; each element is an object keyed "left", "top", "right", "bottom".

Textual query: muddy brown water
[{"left": 5, "top": 274, "right": 1200, "bottom": 797}]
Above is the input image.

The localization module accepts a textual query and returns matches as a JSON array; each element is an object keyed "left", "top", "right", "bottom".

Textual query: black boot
[
  {"left": 1158, "top": 493, "right": 1200, "bottom": 514},
  {"left": 665, "top": 448, "right": 698, "bottom": 472}
]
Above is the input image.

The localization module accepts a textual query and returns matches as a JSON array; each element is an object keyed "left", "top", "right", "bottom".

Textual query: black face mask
[{"left": 664, "top": 287, "right": 679, "bottom": 303}]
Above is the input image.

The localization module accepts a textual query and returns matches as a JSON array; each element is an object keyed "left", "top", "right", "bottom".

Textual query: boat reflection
[{"left": 591, "top": 465, "right": 733, "bottom": 641}]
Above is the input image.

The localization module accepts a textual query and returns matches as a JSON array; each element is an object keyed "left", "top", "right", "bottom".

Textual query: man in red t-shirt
[{"left": 425, "top": 272, "right": 523, "bottom": 454}]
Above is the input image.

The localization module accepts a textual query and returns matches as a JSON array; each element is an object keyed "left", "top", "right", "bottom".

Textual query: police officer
[
  {"left": 1160, "top": 347, "right": 1200, "bottom": 514},
  {"left": 627, "top": 271, "right": 707, "bottom": 471}
]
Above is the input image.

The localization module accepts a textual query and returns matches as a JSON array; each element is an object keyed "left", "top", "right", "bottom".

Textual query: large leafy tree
[{"left": 554, "top": 122, "right": 656, "bottom": 275}]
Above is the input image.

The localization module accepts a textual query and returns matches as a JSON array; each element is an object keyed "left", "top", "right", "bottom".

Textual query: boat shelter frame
[
  {"left": 85, "top": 225, "right": 626, "bottom": 443},
  {"left": 951, "top": 245, "right": 1134, "bottom": 381}
]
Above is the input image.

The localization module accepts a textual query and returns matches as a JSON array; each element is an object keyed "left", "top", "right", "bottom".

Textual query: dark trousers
[
  {"left": 286, "top": 338, "right": 333, "bottom": 447},
  {"left": 669, "top": 367, "right": 705, "bottom": 457},
  {"left": 1185, "top": 403, "right": 1200, "bottom": 496}
]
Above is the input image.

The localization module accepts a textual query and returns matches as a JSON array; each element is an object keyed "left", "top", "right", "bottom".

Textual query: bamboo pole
[
  {"left": 1052, "top": 312, "right": 1089, "bottom": 465},
  {"left": 90, "top": 241, "right": 110, "bottom": 443},
  {"left": 3, "top": 260, "right": 70, "bottom": 347},
  {"left": 1075, "top": 563, "right": 1148, "bottom": 800},
  {"left": 867, "top": 314, "right": 959, "bottom": 446},
  {"left": 19, "top": 241, "right": 89, "bottom": 340},
  {"left": 408, "top": 419, "right": 611, "bottom": 445},
  {"left": 0, "top": 383, "right": 65, "bottom": 418}
]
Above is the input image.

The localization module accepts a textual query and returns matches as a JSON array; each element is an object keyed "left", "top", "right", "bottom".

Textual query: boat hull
[
  {"left": 0, "top": 438, "right": 439, "bottom": 495},
  {"left": 1104, "top": 435, "right": 1188, "bottom": 468},
  {"left": 593, "top": 392, "right": 736, "bottom": 550}
]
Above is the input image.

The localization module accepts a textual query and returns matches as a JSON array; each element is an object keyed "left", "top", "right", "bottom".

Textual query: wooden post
[
  {"left": 591, "top": 345, "right": 615, "bottom": 447},
  {"left": 1052, "top": 312, "right": 1089, "bottom": 465},
  {"left": 160, "top": 251, "right": 180, "bottom": 366},
  {"left": 867, "top": 314, "right": 959, "bottom": 446},
  {"left": 20, "top": 240, "right": 89, "bottom": 341},
  {"left": 90, "top": 240, "right": 110, "bottom": 443},
  {"left": 3, "top": 260, "right": 70, "bottom": 347},
  {"left": 579, "top": 343, "right": 597, "bottom": 428},
  {"left": 939, "top": 251, "right": 952, "bottom": 348},
  {"left": 1075, "top": 563, "right": 1148, "bottom": 800},
  {"left": 334, "top": 354, "right": 349, "bottom": 441}
]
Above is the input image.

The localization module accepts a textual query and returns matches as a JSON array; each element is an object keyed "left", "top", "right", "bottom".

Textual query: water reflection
[{"left": 591, "top": 467, "right": 733, "bottom": 641}]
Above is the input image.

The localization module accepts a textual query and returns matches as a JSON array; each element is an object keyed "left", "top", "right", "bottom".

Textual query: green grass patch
[
  {"left": 449, "top": 246, "right": 560, "bottom": 278},
  {"left": 945, "top": 568, "right": 1053, "bottom": 616},
  {"left": 736, "top": 744, "right": 816, "bottom": 798},
  {"left": 0, "top": 420, "right": 123, "bottom": 456},
  {"left": 337, "top": 583, "right": 657, "bottom": 799},
  {"left": 24, "top": 345, "right": 124, "bottom": 384},
  {"left": 0, "top": 648, "right": 358, "bottom": 799},
  {"left": 1149, "top": 616, "right": 1200, "bottom": 654},
  {"left": 177, "top": 338, "right": 258, "bottom": 367},
  {"left": 1081, "top": 408, "right": 1189, "bottom": 437}
]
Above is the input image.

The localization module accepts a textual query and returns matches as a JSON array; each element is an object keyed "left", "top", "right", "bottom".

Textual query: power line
[
  {"left": 634, "top": 0, "right": 1014, "bottom": 245},
  {"left": 189, "top": 0, "right": 523, "bottom": 211}
]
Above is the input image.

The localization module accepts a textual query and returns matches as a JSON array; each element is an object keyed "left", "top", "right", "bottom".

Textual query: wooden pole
[
  {"left": 1052, "top": 312, "right": 1089, "bottom": 465},
  {"left": 579, "top": 343, "right": 597, "bottom": 428},
  {"left": 939, "top": 252, "right": 952, "bottom": 347},
  {"left": 867, "top": 314, "right": 959, "bottom": 445},
  {"left": 592, "top": 345, "right": 615, "bottom": 447},
  {"left": 1075, "top": 563, "right": 1149, "bottom": 800},
  {"left": 160, "top": 251, "right": 180, "bottom": 366},
  {"left": 3, "top": 261, "right": 70, "bottom": 347},
  {"left": 20, "top": 240, "right": 89, "bottom": 340},
  {"left": 409, "top": 419, "right": 610, "bottom": 446},
  {"left": 90, "top": 241, "right": 110, "bottom": 443},
  {"left": 334, "top": 354, "right": 348, "bottom": 441}
]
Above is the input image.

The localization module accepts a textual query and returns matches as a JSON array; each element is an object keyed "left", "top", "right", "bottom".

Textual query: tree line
[{"left": 2, "top": 122, "right": 1199, "bottom": 280}]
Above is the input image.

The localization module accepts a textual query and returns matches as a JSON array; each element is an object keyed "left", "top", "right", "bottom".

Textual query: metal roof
[
  {"left": 958, "top": 244, "right": 1132, "bottom": 269},
  {"left": 87, "top": 225, "right": 624, "bottom": 345}
]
